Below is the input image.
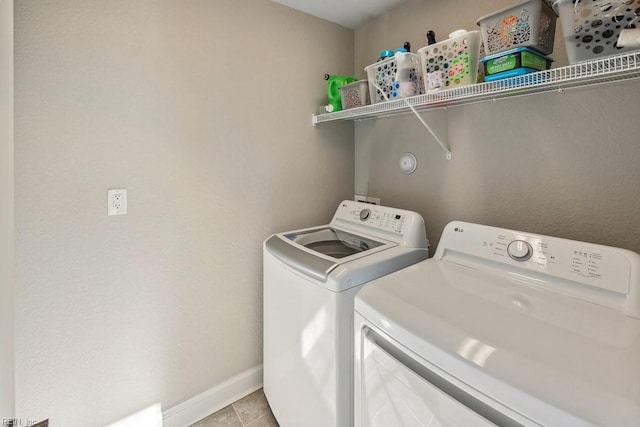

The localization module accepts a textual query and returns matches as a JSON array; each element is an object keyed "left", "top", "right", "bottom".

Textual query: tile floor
[{"left": 189, "top": 388, "right": 279, "bottom": 427}]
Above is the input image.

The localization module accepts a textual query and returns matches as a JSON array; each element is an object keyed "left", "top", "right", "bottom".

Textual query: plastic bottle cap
[
  {"left": 380, "top": 50, "right": 394, "bottom": 59},
  {"left": 427, "top": 30, "right": 437, "bottom": 45},
  {"left": 448, "top": 29, "right": 468, "bottom": 39},
  {"left": 395, "top": 47, "right": 408, "bottom": 53}
]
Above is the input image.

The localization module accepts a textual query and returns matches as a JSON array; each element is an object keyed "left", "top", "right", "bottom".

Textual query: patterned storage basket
[
  {"left": 554, "top": 0, "right": 640, "bottom": 63},
  {"left": 477, "top": 0, "right": 558, "bottom": 55},
  {"left": 339, "top": 80, "right": 370, "bottom": 109},
  {"left": 417, "top": 30, "right": 483, "bottom": 92},
  {"left": 364, "top": 53, "right": 424, "bottom": 104}
]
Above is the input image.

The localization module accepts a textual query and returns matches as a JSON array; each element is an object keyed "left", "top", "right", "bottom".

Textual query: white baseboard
[{"left": 162, "top": 365, "right": 263, "bottom": 427}]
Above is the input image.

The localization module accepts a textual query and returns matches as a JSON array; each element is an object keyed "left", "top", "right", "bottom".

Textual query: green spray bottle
[{"left": 323, "top": 74, "right": 357, "bottom": 112}]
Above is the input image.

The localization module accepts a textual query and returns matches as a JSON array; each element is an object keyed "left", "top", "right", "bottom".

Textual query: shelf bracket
[{"left": 404, "top": 99, "right": 452, "bottom": 160}]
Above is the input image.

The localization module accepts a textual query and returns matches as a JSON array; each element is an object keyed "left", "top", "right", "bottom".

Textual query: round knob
[
  {"left": 507, "top": 240, "right": 533, "bottom": 261},
  {"left": 360, "top": 209, "right": 371, "bottom": 221}
]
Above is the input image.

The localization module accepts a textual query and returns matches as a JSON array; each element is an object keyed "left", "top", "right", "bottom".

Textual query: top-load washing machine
[
  {"left": 263, "top": 200, "right": 429, "bottom": 427},
  {"left": 354, "top": 221, "right": 640, "bottom": 426}
]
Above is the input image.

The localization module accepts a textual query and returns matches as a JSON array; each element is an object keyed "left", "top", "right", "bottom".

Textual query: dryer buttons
[
  {"left": 360, "top": 209, "right": 371, "bottom": 221},
  {"left": 508, "top": 240, "right": 533, "bottom": 261}
]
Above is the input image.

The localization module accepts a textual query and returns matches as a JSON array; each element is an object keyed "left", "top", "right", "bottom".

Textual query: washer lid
[
  {"left": 265, "top": 226, "right": 393, "bottom": 283},
  {"left": 355, "top": 259, "right": 640, "bottom": 426}
]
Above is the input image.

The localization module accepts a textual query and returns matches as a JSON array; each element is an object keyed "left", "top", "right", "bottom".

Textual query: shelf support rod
[{"left": 405, "top": 100, "right": 452, "bottom": 160}]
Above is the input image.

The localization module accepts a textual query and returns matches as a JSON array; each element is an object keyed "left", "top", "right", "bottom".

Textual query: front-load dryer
[
  {"left": 354, "top": 221, "right": 640, "bottom": 426},
  {"left": 263, "top": 200, "right": 429, "bottom": 427}
]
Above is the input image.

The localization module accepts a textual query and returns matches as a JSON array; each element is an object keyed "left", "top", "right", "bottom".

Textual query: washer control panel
[
  {"left": 331, "top": 200, "right": 427, "bottom": 248},
  {"left": 436, "top": 221, "right": 636, "bottom": 296},
  {"left": 347, "top": 206, "right": 407, "bottom": 234}
]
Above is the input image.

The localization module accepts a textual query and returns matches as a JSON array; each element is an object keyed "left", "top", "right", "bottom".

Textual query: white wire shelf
[{"left": 312, "top": 52, "right": 640, "bottom": 125}]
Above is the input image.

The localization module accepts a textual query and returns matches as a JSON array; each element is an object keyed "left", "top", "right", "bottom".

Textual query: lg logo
[{"left": 454, "top": 227, "right": 464, "bottom": 232}]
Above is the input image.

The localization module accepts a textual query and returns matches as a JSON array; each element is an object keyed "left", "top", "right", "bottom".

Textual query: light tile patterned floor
[{"left": 189, "top": 388, "right": 279, "bottom": 427}]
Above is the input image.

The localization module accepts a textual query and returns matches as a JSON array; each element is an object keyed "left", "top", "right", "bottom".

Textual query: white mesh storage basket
[
  {"left": 554, "top": 0, "right": 640, "bottom": 63},
  {"left": 364, "top": 53, "right": 424, "bottom": 104},
  {"left": 339, "top": 80, "right": 370, "bottom": 109},
  {"left": 417, "top": 30, "right": 483, "bottom": 92},
  {"left": 477, "top": 0, "right": 558, "bottom": 55}
]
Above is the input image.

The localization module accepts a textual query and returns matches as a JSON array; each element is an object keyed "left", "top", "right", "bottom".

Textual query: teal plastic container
[
  {"left": 483, "top": 67, "right": 540, "bottom": 82},
  {"left": 482, "top": 47, "right": 552, "bottom": 76}
]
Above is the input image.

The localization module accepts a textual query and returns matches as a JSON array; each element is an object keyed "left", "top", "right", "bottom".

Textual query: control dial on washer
[
  {"left": 359, "top": 209, "right": 371, "bottom": 221},
  {"left": 507, "top": 240, "right": 533, "bottom": 261}
]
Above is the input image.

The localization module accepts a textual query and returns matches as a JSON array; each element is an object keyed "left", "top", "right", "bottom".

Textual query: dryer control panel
[
  {"left": 435, "top": 221, "right": 640, "bottom": 318},
  {"left": 330, "top": 200, "right": 428, "bottom": 249}
]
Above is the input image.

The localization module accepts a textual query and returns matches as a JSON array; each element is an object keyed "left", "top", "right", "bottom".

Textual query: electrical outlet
[
  {"left": 107, "top": 189, "right": 127, "bottom": 216},
  {"left": 354, "top": 194, "right": 381, "bottom": 205}
]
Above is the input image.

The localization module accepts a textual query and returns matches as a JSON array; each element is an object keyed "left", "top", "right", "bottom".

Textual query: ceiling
[{"left": 270, "top": 0, "right": 410, "bottom": 29}]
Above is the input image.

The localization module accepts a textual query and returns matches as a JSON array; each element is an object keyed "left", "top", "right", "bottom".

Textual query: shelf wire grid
[{"left": 313, "top": 52, "right": 640, "bottom": 124}]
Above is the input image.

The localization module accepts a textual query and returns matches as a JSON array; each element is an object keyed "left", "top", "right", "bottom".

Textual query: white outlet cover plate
[{"left": 107, "top": 189, "right": 127, "bottom": 216}]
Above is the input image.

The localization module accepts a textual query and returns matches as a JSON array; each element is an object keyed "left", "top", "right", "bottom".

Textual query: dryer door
[{"left": 357, "top": 326, "right": 526, "bottom": 427}]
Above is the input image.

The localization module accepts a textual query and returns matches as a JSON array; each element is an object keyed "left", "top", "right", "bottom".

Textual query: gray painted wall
[
  {"left": 14, "top": 0, "right": 353, "bottom": 425},
  {"left": 355, "top": 0, "right": 640, "bottom": 253},
  {"left": 0, "top": 0, "right": 15, "bottom": 418}
]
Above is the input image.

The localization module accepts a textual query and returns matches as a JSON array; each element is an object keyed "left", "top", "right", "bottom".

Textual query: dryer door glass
[{"left": 285, "top": 227, "right": 384, "bottom": 259}]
